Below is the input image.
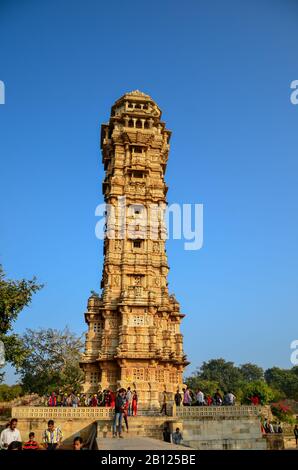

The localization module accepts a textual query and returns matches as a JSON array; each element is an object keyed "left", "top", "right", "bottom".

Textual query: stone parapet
[
  {"left": 174, "top": 405, "right": 261, "bottom": 419},
  {"left": 11, "top": 406, "right": 114, "bottom": 420}
]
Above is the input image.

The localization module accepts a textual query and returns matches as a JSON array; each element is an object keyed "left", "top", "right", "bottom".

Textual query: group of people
[
  {"left": 0, "top": 418, "right": 85, "bottom": 451},
  {"left": 173, "top": 388, "right": 237, "bottom": 408},
  {"left": 262, "top": 419, "right": 283, "bottom": 434},
  {"left": 45, "top": 388, "right": 138, "bottom": 411}
]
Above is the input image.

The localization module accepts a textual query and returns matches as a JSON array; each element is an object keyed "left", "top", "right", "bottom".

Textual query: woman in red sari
[
  {"left": 110, "top": 390, "right": 115, "bottom": 408},
  {"left": 48, "top": 392, "right": 57, "bottom": 407},
  {"left": 132, "top": 390, "right": 138, "bottom": 416}
]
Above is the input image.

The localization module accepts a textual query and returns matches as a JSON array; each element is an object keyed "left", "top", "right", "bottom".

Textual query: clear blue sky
[{"left": 1, "top": 0, "right": 298, "bottom": 384}]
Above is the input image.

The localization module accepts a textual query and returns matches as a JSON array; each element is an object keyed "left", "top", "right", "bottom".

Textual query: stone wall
[
  {"left": 170, "top": 405, "right": 267, "bottom": 450},
  {"left": 11, "top": 407, "right": 113, "bottom": 446},
  {"left": 171, "top": 417, "right": 266, "bottom": 450},
  {"left": 11, "top": 405, "right": 269, "bottom": 450}
]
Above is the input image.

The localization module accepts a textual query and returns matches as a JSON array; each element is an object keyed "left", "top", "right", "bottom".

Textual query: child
[
  {"left": 73, "top": 436, "right": 84, "bottom": 450},
  {"left": 23, "top": 432, "right": 39, "bottom": 450}
]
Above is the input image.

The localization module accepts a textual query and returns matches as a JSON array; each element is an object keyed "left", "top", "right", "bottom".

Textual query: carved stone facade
[{"left": 80, "top": 90, "right": 189, "bottom": 408}]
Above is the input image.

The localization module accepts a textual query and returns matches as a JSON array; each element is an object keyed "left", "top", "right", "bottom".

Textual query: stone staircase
[{"left": 97, "top": 415, "right": 173, "bottom": 440}]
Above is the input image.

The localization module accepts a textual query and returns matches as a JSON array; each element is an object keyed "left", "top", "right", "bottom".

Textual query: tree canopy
[
  {"left": 0, "top": 265, "right": 43, "bottom": 380},
  {"left": 185, "top": 358, "right": 298, "bottom": 404},
  {"left": 17, "top": 327, "right": 84, "bottom": 395}
]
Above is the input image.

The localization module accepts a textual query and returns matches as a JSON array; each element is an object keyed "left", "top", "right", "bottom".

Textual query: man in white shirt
[
  {"left": 196, "top": 389, "right": 205, "bottom": 406},
  {"left": 0, "top": 418, "right": 22, "bottom": 449},
  {"left": 227, "top": 391, "right": 236, "bottom": 405}
]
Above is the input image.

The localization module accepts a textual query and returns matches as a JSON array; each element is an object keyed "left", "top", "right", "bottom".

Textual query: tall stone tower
[{"left": 80, "top": 90, "right": 189, "bottom": 408}]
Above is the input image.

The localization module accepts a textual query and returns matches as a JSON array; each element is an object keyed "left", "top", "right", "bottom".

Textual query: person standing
[
  {"left": 56, "top": 391, "right": 62, "bottom": 407},
  {"left": 66, "top": 394, "right": 72, "bottom": 407},
  {"left": 226, "top": 391, "right": 236, "bottom": 405},
  {"left": 123, "top": 398, "right": 129, "bottom": 432},
  {"left": 42, "top": 420, "right": 63, "bottom": 450},
  {"left": 113, "top": 389, "right": 125, "bottom": 438},
  {"left": 196, "top": 389, "right": 204, "bottom": 406},
  {"left": 0, "top": 418, "right": 22, "bottom": 450},
  {"left": 126, "top": 387, "right": 132, "bottom": 416},
  {"left": 110, "top": 390, "right": 116, "bottom": 409},
  {"left": 174, "top": 389, "right": 182, "bottom": 407},
  {"left": 206, "top": 395, "right": 213, "bottom": 406},
  {"left": 72, "top": 394, "right": 79, "bottom": 408},
  {"left": 182, "top": 388, "right": 191, "bottom": 406},
  {"left": 62, "top": 393, "right": 68, "bottom": 407},
  {"left": 160, "top": 391, "right": 168, "bottom": 415},
  {"left": 250, "top": 395, "right": 260, "bottom": 406},
  {"left": 213, "top": 389, "right": 223, "bottom": 406},
  {"left": 91, "top": 394, "right": 98, "bottom": 407},
  {"left": 132, "top": 390, "right": 138, "bottom": 416},
  {"left": 294, "top": 424, "right": 298, "bottom": 447},
  {"left": 172, "top": 427, "right": 183, "bottom": 445},
  {"left": 97, "top": 390, "right": 104, "bottom": 406},
  {"left": 48, "top": 392, "right": 57, "bottom": 407},
  {"left": 163, "top": 426, "right": 171, "bottom": 443}
]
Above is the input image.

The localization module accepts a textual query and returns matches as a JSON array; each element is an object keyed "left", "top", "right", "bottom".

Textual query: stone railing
[
  {"left": 173, "top": 405, "right": 262, "bottom": 419},
  {"left": 11, "top": 406, "right": 114, "bottom": 419}
]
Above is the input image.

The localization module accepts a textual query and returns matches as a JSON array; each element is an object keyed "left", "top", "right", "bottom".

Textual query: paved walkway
[{"left": 97, "top": 436, "right": 191, "bottom": 450}]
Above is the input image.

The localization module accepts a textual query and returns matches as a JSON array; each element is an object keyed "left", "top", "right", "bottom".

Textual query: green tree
[
  {"left": 241, "top": 380, "right": 276, "bottom": 405},
  {"left": 193, "top": 358, "right": 243, "bottom": 392},
  {"left": 239, "top": 363, "right": 264, "bottom": 382},
  {"left": 0, "top": 265, "right": 43, "bottom": 381},
  {"left": 17, "top": 327, "right": 84, "bottom": 395},
  {"left": 0, "top": 383, "right": 23, "bottom": 401},
  {"left": 185, "top": 376, "right": 220, "bottom": 396},
  {"left": 265, "top": 367, "right": 298, "bottom": 401}
]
